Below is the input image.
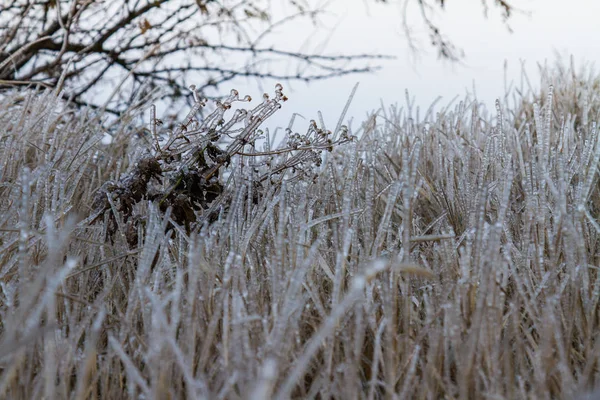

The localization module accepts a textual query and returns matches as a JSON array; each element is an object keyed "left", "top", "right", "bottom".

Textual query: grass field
[{"left": 1, "top": 59, "right": 600, "bottom": 399}]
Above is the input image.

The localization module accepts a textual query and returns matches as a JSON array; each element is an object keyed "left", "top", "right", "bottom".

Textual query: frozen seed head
[{"left": 189, "top": 84, "right": 201, "bottom": 103}]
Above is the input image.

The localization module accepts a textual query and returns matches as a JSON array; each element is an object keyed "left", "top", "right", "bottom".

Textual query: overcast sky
[{"left": 221, "top": 0, "right": 600, "bottom": 134}]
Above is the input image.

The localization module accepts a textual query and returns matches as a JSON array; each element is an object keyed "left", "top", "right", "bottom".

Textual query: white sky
[{"left": 223, "top": 0, "right": 600, "bottom": 134}]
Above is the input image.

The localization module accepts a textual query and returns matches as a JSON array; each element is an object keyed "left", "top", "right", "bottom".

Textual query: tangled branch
[{"left": 0, "top": 0, "right": 389, "bottom": 113}]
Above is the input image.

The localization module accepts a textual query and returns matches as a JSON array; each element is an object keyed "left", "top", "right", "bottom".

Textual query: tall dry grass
[{"left": 0, "top": 60, "right": 600, "bottom": 399}]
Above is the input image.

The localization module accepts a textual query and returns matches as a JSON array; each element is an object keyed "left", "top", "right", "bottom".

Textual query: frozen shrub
[{"left": 89, "top": 84, "right": 355, "bottom": 244}]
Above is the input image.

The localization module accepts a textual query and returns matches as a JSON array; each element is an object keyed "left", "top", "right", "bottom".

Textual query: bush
[{"left": 0, "top": 63, "right": 600, "bottom": 398}]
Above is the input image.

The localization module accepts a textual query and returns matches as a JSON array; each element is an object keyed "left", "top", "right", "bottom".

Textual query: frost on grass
[{"left": 1, "top": 60, "right": 600, "bottom": 399}]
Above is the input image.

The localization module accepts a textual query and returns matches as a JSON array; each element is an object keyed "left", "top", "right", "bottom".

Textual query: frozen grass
[{"left": 1, "top": 60, "right": 600, "bottom": 399}]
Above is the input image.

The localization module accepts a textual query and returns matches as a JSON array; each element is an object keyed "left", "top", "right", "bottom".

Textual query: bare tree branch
[
  {"left": 0, "top": 0, "right": 392, "bottom": 114},
  {"left": 0, "top": 0, "right": 520, "bottom": 113},
  {"left": 383, "top": 0, "right": 519, "bottom": 61}
]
